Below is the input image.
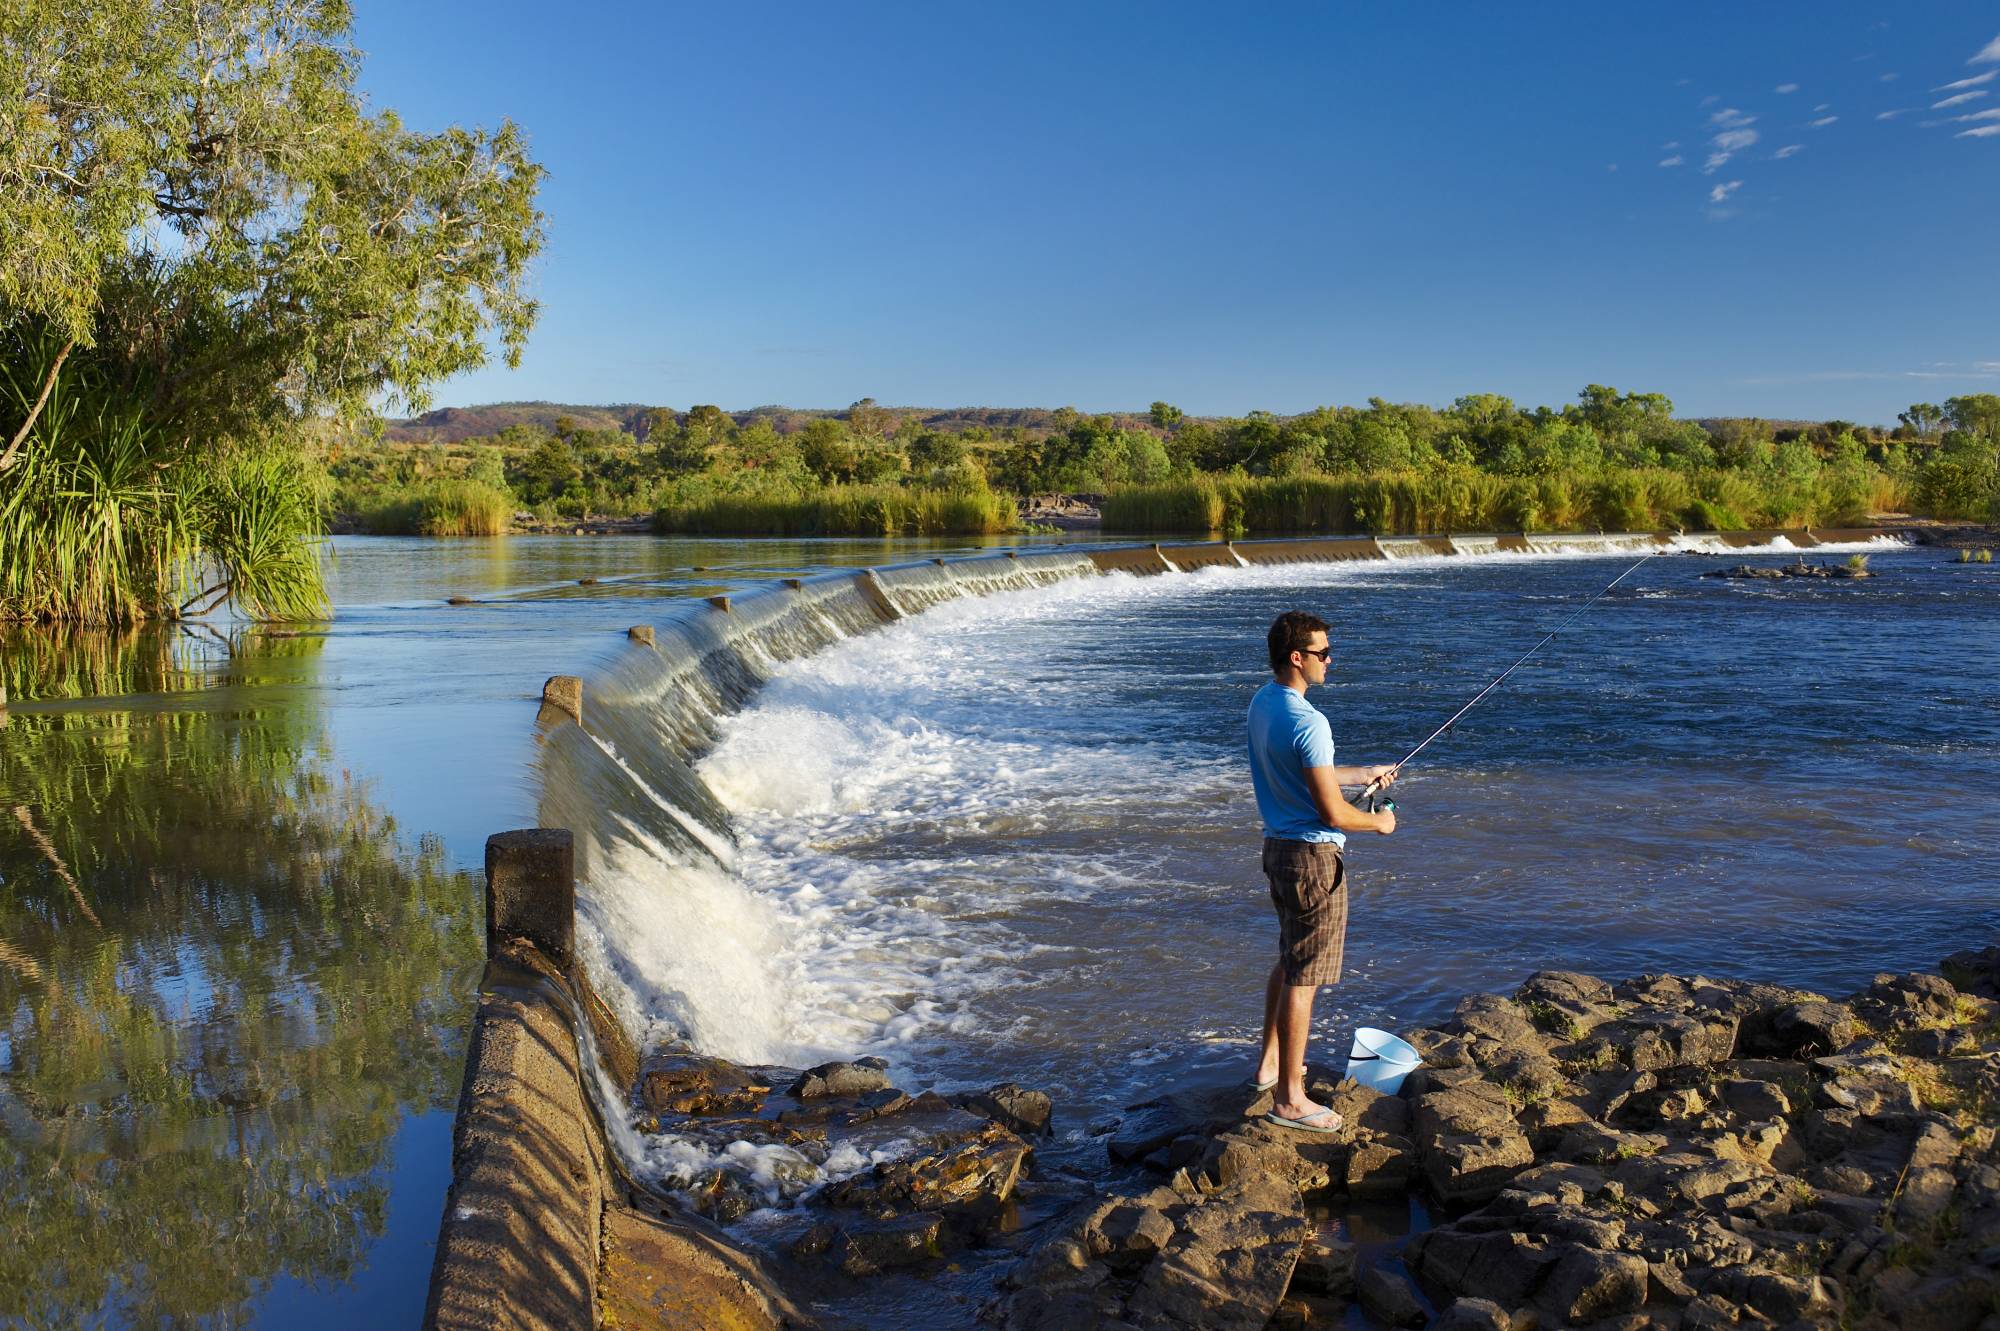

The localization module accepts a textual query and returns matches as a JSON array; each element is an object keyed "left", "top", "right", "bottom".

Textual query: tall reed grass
[
  {"left": 346, "top": 479, "right": 513, "bottom": 536},
  {"left": 1100, "top": 466, "right": 1880, "bottom": 535},
  {"left": 654, "top": 484, "right": 1016, "bottom": 536}
]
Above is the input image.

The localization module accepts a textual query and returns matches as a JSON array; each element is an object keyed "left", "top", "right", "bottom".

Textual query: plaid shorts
[{"left": 1263, "top": 837, "right": 1349, "bottom": 987}]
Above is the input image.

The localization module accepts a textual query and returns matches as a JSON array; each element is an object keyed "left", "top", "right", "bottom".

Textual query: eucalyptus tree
[{"left": 0, "top": 0, "right": 546, "bottom": 623}]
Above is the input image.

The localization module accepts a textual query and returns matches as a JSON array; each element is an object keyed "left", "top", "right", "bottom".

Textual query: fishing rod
[{"left": 1359, "top": 550, "right": 1658, "bottom": 812}]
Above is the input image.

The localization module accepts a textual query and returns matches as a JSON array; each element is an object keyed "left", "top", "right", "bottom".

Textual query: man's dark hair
[{"left": 1267, "top": 610, "right": 1329, "bottom": 674}]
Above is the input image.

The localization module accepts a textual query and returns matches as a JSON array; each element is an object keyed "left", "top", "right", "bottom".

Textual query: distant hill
[
  {"left": 384, "top": 401, "right": 657, "bottom": 443},
  {"left": 383, "top": 403, "right": 1887, "bottom": 445},
  {"left": 383, "top": 401, "right": 1164, "bottom": 443}
]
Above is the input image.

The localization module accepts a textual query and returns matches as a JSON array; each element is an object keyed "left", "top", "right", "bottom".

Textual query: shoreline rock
[{"left": 621, "top": 950, "right": 2000, "bottom": 1330}]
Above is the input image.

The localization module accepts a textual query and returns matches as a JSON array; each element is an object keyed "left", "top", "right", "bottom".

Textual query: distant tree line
[{"left": 327, "top": 386, "right": 2000, "bottom": 534}]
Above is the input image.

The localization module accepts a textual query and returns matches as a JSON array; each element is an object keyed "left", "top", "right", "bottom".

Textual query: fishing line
[{"left": 1361, "top": 550, "right": 1658, "bottom": 811}]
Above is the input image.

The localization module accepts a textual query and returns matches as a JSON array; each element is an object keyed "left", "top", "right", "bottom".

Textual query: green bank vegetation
[
  {"left": 321, "top": 388, "right": 1998, "bottom": 540},
  {"left": 0, "top": 0, "right": 545, "bottom": 623}
]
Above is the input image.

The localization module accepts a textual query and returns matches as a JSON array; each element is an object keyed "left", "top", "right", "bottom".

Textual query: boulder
[
  {"left": 1408, "top": 1227, "right": 1557, "bottom": 1308},
  {"left": 1940, "top": 946, "right": 2000, "bottom": 999},
  {"left": 822, "top": 1120, "right": 1030, "bottom": 1229},
  {"left": 1415, "top": 1082, "right": 1537, "bottom": 1206},
  {"left": 1200, "top": 1121, "right": 1347, "bottom": 1194},
  {"left": 789, "top": 1057, "right": 893, "bottom": 1099},
  {"left": 959, "top": 1082, "right": 1055, "bottom": 1136},
  {"left": 1346, "top": 1135, "right": 1417, "bottom": 1197},
  {"left": 833, "top": 1212, "right": 948, "bottom": 1276},
  {"left": 1720, "top": 1078, "right": 1792, "bottom": 1120},
  {"left": 1538, "top": 1245, "right": 1648, "bottom": 1323},
  {"left": 1862, "top": 971, "right": 1960, "bottom": 1023},
  {"left": 1453, "top": 994, "right": 1552, "bottom": 1051},
  {"left": 1081, "top": 1197, "right": 1177, "bottom": 1271},
  {"left": 1740, "top": 999, "right": 1858, "bottom": 1059},
  {"left": 1124, "top": 1176, "right": 1307, "bottom": 1331},
  {"left": 1430, "top": 1297, "right": 1511, "bottom": 1331},
  {"left": 1108, "top": 1082, "right": 1254, "bottom": 1164},
  {"left": 640, "top": 1053, "right": 771, "bottom": 1117},
  {"left": 1287, "top": 1238, "right": 1356, "bottom": 1297},
  {"left": 1354, "top": 1265, "right": 1426, "bottom": 1327},
  {"left": 1600, "top": 1006, "right": 1739, "bottom": 1070}
]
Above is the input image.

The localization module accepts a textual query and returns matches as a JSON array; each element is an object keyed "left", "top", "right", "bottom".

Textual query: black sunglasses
[{"left": 1297, "top": 646, "right": 1332, "bottom": 661}]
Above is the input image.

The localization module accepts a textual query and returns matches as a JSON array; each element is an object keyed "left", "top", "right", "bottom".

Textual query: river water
[{"left": 2, "top": 534, "right": 1995, "bottom": 1327}]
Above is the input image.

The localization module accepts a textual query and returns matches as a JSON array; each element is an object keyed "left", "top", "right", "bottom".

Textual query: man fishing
[{"left": 1248, "top": 610, "right": 1396, "bottom": 1133}]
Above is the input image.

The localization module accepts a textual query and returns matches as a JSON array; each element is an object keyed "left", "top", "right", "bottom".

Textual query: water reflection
[{"left": 0, "top": 627, "right": 481, "bottom": 1328}]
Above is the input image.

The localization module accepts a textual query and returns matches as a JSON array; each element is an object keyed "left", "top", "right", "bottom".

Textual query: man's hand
[
  {"left": 1374, "top": 806, "right": 1397, "bottom": 835},
  {"left": 1369, "top": 765, "right": 1398, "bottom": 787}
]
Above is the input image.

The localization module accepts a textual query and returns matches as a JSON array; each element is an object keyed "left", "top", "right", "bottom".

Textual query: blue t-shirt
[{"left": 1247, "top": 680, "right": 1343, "bottom": 846}]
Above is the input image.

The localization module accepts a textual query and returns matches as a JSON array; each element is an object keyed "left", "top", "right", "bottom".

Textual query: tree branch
[{"left": 0, "top": 337, "right": 75, "bottom": 473}]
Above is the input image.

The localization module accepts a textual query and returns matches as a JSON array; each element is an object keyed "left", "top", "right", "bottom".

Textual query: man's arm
[
  {"left": 1304, "top": 765, "right": 1396, "bottom": 834},
  {"left": 1331, "top": 764, "right": 1396, "bottom": 787}
]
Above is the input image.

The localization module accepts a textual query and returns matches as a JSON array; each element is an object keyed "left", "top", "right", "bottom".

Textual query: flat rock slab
[{"left": 599, "top": 1206, "right": 808, "bottom": 1331}]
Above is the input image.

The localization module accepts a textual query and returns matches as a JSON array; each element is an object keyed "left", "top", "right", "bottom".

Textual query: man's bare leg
[
  {"left": 1271, "top": 981, "right": 1332, "bottom": 1121},
  {"left": 1254, "top": 961, "right": 1284, "bottom": 1084}
]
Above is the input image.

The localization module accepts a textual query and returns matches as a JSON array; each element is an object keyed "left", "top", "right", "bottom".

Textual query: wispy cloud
[
  {"left": 1658, "top": 154, "right": 1684, "bottom": 167},
  {"left": 1960, "top": 124, "right": 2000, "bottom": 138},
  {"left": 1708, "top": 107, "right": 1756, "bottom": 128},
  {"left": 1661, "top": 140, "right": 1680, "bottom": 150},
  {"left": 1973, "top": 32, "right": 2000, "bottom": 64},
  {"left": 1934, "top": 90, "right": 1989, "bottom": 109},
  {"left": 1879, "top": 72, "right": 1900, "bottom": 82},
  {"left": 1709, "top": 180, "right": 1743, "bottom": 203},
  {"left": 1772, "top": 144, "right": 1803, "bottom": 159},
  {"left": 1814, "top": 102, "right": 1832, "bottom": 112},
  {"left": 1809, "top": 115, "right": 1839, "bottom": 127},
  {"left": 1935, "top": 70, "right": 1997, "bottom": 91},
  {"left": 1876, "top": 109, "right": 1908, "bottom": 120},
  {"left": 1704, "top": 127, "right": 1759, "bottom": 173},
  {"left": 1737, "top": 365, "right": 2000, "bottom": 385},
  {"left": 1775, "top": 83, "right": 1799, "bottom": 94}
]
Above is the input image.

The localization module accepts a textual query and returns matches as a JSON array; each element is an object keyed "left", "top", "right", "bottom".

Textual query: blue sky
[{"left": 354, "top": 3, "right": 2000, "bottom": 424}]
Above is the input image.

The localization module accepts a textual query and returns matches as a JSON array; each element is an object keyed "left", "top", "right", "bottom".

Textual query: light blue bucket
[{"left": 1344, "top": 1027, "right": 1422, "bottom": 1094}]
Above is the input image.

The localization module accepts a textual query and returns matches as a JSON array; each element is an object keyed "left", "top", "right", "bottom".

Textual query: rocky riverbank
[{"left": 633, "top": 946, "right": 2000, "bottom": 1330}]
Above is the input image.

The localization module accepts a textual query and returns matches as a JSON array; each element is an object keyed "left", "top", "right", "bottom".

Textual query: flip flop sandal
[{"left": 1263, "top": 1107, "right": 1343, "bottom": 1134}]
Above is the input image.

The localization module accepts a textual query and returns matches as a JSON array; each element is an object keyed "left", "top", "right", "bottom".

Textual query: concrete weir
[
  {"left": 425, "top": 826, "right": 812, "bottom": 1331},
  {"left": 426, "top": 525, "right": 1893, "bottom": 1329}
]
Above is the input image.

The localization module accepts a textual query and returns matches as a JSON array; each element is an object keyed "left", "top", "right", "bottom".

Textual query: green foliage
[
  {"left": 654, "top": 480, "right": 1015, "bottom": 537},
  {"left": 1, "top": 0, "right": 546, "bottom": 620},
  {"left": 348, "top": 478, "right": 512, "bottom": 536},
  {"left": 0, "top": 334, "right": 327, "bottom": 622}
]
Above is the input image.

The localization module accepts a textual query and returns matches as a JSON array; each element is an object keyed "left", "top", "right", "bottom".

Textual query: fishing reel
[{"left": 1359, "top": 782, "right": 1396, "bottom": 815}]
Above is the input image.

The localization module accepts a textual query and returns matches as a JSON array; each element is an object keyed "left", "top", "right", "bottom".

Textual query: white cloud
[
  {"left": 1934, "top": 71, "right": 1997, "bottom": 91},
  {"left": 1951, "top": 108, "right": 2000, "bottom": 123},
  {"left": 1933, "top": 91, "right": 1989, "bottom": 109},
  {"left": 1708, "top": 106, "right": 1756, "bottom": 127},
  {"left": 1876, "top": 109, "right": 1907, "bottom": 120},
  {"left": 1960, "top": 124, "right": 2000, "bottom": 138},
  {"left": 1775, "top": 83, "right": 1799, "bottom": 94},
  {"left": 1814, "top": 102, "right": 1832, "bottom": 112},
  {"left": 1973, "top": 33, "right": 2000, "bottom": 64},
  {"left": 1713, "top": 128, "right": 1759, "bottom": 150},
  {"left": 1661, "top": 140, "right": 1680, "bottom": 150},
  {"left": 1658, "top": 154, "right": 1684, "bottom": 167},
  {"left": 1709, "top": 180, "right": 1743, "bottom": 203},
  {"left": 1698, "top": 94, "right": 1720, "bottom": 107},
  {"left": 1809, "top": 115, "right": 1839, "bottom": 126},
  {"left": 1879, "top": 72, "right": 1900, "bottom": 82},
  {"left": 1773, "top": 144, "right": 1804, "bottom": 159}
]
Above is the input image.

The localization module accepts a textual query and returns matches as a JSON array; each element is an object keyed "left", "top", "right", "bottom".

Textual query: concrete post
[
  {"left": 627, "top": 625, "right": 655, "bottom": 645},
  {"left": 485, "top": 829, "right": 574, "bottom": 967},
  {"left": 541, "top": 675, "right": 583, "bottom": 722},
  {"left": 706, "top": 594, "right": 731, "bottom": 613}
]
